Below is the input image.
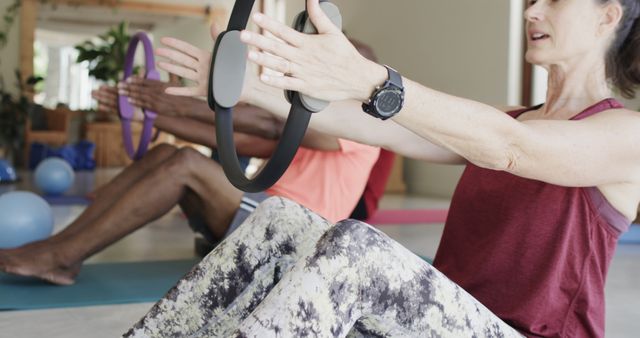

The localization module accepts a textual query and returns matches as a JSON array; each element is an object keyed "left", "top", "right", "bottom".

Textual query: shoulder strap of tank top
[
  {"left": 570, "top": 98, "right": 624, "bottom": 120},
  {"left": 506, "top": 103, "right": 543, "bottom": 119},
  {"left": 507, "top": 98, "right": 624, "bottom": 120}
]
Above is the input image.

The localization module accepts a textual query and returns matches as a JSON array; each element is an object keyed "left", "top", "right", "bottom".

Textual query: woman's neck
[{"left": 541, "top": 58, "right": 612, "bottom": 117}]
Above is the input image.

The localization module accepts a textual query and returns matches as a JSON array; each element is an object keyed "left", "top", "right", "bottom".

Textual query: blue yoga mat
[
  {"left": 418, "top": 255, "right": 433, "bottom": 265},
  {"left": 0, "top": 259, "right": 199, "bottom": 311},
  {"left": 619, "top": 224, "right": 640, "bottom": 244}
]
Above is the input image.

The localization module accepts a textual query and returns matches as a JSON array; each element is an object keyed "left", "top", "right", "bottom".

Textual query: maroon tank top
[{"left": 433, "top": 98, "right": 629, "bottom": 337}]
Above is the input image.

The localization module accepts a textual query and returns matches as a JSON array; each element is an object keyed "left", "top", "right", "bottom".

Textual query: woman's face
[{"left": 524, "top": 0, "right": 611, "bottom": 67}]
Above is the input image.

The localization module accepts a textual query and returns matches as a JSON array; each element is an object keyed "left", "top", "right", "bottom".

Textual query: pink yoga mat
[{"left": 367, "top": 209, "right": 449, "bottom": 225}]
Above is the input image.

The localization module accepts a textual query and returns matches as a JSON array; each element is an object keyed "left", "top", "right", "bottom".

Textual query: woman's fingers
[
  {"left": 159, "top": 37, "right": 204, "bottom": 60},
  {"left": 251, "top": 13, "right": 305, "bottom": 47},
  {"left": 155, "top": 47, "right": 200, "bottom": 70},
  {"left": 209, "top": 23, "right": 222, "bottom": 41},
  {"left": 165, "top": 86, "right": 202, "bottom": 97},
  {"left": 240, "top": 31, "right": 299, "bottom": 66},
  {"left": 248, "top": 50, "right": 298, "bottom": 76},
  {"left": 306, "top": 0, "right": 341, "bottom": 34},
  {"left": 157, "top": 61, "right": 199, "bottom": 81},
  {"left": 259, "top": 72, "right": 305, "bottom": 92}
]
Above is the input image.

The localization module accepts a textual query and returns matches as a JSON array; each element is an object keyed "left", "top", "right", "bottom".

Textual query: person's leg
[
  {"left": 62, "top": 143, "right": 179, "bottom": 236},
  {"left": 189, "top": 190, "right": 271, "bottom": 259},
  {"left": 234, "top": 220, "right": 523, "bottom": 338},
  {"left": 89, "top": 144, "right": 179, "bottom": 200},
  {"left": 0, "top": 148, "right": 242, "bottom": 285},
  {"left": 124, "top": 197, "right": 333, "bottom": 338}
]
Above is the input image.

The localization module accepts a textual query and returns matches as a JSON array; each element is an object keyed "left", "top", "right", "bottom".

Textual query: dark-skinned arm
[
  {"left": 119, "top": 78, "right": 279, "bottom": 139},
  {"left": 153, "top": 114, "right": 278, "bottom": 158},
  {"left": 116, "top": 79, "right": 341, "bottom": 151},
  {"left": 93, "top": 85, "right": 339, "bottom": 153}
]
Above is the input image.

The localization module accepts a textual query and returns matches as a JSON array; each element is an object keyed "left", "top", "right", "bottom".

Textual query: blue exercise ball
[
  {"left": 0, "top": 159, "right": 18, "bottom": 183},
  {"left": 0, "top": 191, "right": 54, "bottom": 249},
  {"left": 34, "top": 157, "right": 75, "bottom": 196}
]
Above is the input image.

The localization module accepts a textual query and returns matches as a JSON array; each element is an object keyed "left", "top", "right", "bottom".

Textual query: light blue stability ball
[
  {"left": 34, "top": 157, "right": 75, "bottom": 196},
  {"left": 0, "top": 191, "right": 54, "bottom": 249}
]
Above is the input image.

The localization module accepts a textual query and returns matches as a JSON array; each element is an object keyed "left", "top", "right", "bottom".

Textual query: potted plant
[
  {"left": 1, "top": 0, "right": 45, "bottom": 165},
  {"left": 0, "top": 72, "right": 43, "bottom": 164},
  {"left": 75, "top": 21, "right": 131, "bottom": 85}
]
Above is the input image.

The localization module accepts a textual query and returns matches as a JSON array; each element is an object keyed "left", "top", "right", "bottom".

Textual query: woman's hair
[{"left": 600, "top": 0, "right": 640, "bottom": 98}]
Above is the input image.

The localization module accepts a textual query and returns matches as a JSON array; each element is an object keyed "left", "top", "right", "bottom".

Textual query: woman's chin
[{"left": 525, "top": 51, "right": 548, "bottom": 67}]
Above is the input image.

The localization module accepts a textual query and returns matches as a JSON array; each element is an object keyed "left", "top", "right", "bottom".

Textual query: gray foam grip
[
  {"left": 302, "top": 2, "right": 343, "bottom": 34},
  {"left": 213, "top": 31, "right": 247, "bottom": 108},
  {"left": 293, "top": 2, "right": 343, "bottom": 112}
]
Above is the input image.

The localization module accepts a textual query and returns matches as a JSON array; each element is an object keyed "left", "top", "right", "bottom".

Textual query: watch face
[{"left": 374, "top": 89, "right": 403, "bottom": 116}]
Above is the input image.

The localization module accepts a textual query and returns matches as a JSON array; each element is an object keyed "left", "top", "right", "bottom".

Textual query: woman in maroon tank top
[{"left": 119, "top": 0, "right": 640, "bottom": 337}]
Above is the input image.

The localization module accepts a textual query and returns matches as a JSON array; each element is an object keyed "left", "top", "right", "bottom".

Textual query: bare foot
[{"left": 0, "top": 241, "right": 82, "bottom": 286}]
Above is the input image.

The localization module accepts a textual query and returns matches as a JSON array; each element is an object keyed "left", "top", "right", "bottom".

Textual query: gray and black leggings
[{"left": 124, "top": 197, "right": 522, "bottom": 337}]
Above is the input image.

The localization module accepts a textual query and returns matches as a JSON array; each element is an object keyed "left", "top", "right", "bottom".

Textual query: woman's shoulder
[
  {"left": 492, "top": 105, "right": 526, "bottom": 113},
  {"left": 587, "top": 106, "right": 639, "bottom": 119}
]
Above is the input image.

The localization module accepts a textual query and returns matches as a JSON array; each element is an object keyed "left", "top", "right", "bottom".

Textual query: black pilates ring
[{"left": 208, "top": 0, "right": 341, "bottom": 192}]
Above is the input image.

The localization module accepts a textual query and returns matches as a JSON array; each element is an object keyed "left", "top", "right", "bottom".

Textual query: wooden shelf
[
  {"left": 385, "top": 155, "right": 406, "bottom": 194},
  {"left": 84, "top": 121, "right": 146, "bottom": 167}
]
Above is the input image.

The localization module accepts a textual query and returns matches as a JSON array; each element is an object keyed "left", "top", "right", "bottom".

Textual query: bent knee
[
  {"left": 242, "top": 196, "right": 331, "bottom": 237},
  {"left": 249, "top": 196, "right": 308, "bottom": 224},
  {"left": 314, "top": 220, "right": 383, "bottom": 258},
  {"left": 176, "top": 147, "right": 207, "bottom": 164},
  {"left": 165, "top": 147, "right": 208, "bottom": 175},
  {"left": 149, "top": 143, "right": 178, "bottom": 158},
  {"left": 331, "top": 219, "right": 379, "bottom": 244},
  {"left": 254, "top": 196, "right": 298, "bottom": 212}
]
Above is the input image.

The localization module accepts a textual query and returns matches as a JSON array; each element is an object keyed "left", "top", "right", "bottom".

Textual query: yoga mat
[
  {"left": 619, "top": 224, "right": 640, "bottom": 244},
  {"left": 367, "top": 209, "right": 448, "bottom": 225},
  {"left": 0, "top": 259, "right": 199, "bottom": 311},
  {"left": 418, "top": 255, "right": 434, "bottom": 265},
  {"left": 43, "top": 195, "right": 91, "bottom": 206}
]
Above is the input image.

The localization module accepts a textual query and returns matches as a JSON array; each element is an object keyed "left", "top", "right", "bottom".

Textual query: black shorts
[{"left": 188, "top": 192, "right": 270, "bottom": 243}]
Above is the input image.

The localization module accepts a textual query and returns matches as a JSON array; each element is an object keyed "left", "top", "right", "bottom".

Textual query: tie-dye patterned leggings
[{"left": 124, "top": 197, "right": 523, "bottom": 337}]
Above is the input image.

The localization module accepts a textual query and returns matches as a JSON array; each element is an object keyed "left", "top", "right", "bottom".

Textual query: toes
[
  {"left": 1, "top": 263, "right": 74, "bottom": 286},
  {"left": 0, "top": 251, "right": 80, "bottom": 285},
  {"left": 43, "top": 272, "right": 76, "bottom": 286},
  {"left": 4, "top": 264, "right": 27, "bottom": 277}
]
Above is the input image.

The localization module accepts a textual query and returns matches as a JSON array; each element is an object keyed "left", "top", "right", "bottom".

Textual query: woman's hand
[
  {"left": 154, "top": 22, "right": 225, "bottom": 97},
  {"left": 240, "top": 0, "right": 386, "bottom": 103},
  {"left": 155, "top": 23, "right": 260, "bottom": 103},
  {"left": 155, "top": 37, "right": 211, "bottom": 97}
]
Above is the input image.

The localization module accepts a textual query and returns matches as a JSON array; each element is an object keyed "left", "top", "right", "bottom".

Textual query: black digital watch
[{"left": 362, "top": 65, "right": 405, "bottom": 120}]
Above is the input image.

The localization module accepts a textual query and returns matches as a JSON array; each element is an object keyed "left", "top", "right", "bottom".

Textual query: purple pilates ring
[{"left": 118, "top": 32, "right": 160, "bottom": 160}]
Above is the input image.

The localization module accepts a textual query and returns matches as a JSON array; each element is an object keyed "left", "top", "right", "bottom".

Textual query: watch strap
[{"left": 386, "top": 66, "right": 403, "bottom": 89}]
